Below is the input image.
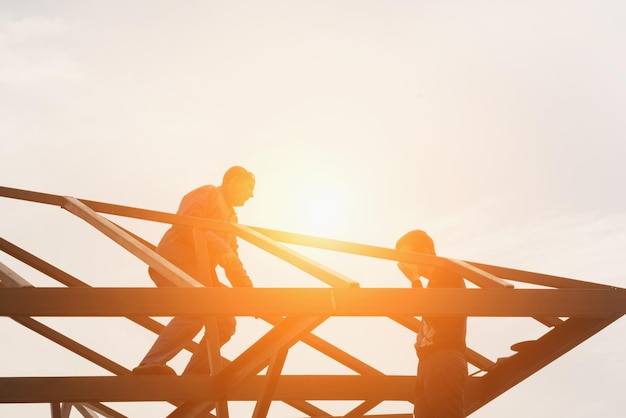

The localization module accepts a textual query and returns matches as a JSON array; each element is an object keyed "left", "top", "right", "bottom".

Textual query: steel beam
[
  {"left": 0, "top": 287, "right": 624, "bottom": 317},
  {"left": 0, "top": 236, "right": 199, "bottom": 353},
  {"left": 0, "top": 375, "right": 415, "bottom": 403},
  {"left": 78, "top": 403, "right": 127, "bottom": 418},
  {"left": 467, "top": 314, "right": 622, "bottom": 414},
  {"left": 61, "top": 197, "right": 204, "bottom": 288},
  {"left": 3, "top": 186, "right": 625, "bottom": 418},
  {"left": 252, "top": 348, "right": 288, "bottom": 418},
  {"left": 168, "top": 315, "right": 327, "bottom": 418}
]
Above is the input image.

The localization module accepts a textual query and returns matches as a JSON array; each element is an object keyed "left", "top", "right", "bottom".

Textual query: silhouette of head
[
  {"left": 395, "top": 229, "right": 436, "bottom": 255},
  {"left": 221, "top": 166, "right": 255, "bottom": 207}
]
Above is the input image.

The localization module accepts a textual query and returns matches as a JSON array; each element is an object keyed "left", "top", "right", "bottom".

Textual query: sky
[{"left": 1, "top": 0, "right": 625, "bottom": 417}]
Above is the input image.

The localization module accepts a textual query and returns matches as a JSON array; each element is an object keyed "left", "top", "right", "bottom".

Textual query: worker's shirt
[
  {"left": 415, "top": 268, "right": 467, "bottom": 359},
  {"left": 155, "top": 185, "right": 251, "bottom": 287}
]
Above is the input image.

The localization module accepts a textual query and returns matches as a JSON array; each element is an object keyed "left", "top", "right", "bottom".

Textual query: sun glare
[
  {"left": 294, "top": 180, "right": 348, "bottom": 236},
  {"left": 254, "top": 160, "right": 358, "bottom": 239}
]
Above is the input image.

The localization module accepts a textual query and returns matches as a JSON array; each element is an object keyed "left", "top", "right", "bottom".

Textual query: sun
[
  {"left": 294, "top": 180, "right": 349, "bottom": 236},
  {"left": 252, "top": 160, "right": 357, "bottom": 239},
  {"left": 278, "top": 172, "right": 354, "bottom": 238}
]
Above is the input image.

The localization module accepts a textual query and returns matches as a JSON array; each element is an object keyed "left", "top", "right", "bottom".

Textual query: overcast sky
[{"left": 1, "top": 1, "right": 625, "bottom": 417}]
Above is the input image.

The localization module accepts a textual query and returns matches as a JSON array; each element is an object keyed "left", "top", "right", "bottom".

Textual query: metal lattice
[{"left": 1, "top": 186, "right": 624, "bottom": 418}]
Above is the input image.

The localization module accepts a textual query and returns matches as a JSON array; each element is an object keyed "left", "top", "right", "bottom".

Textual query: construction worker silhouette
[
  {"left": 396, "top": 230, "right": 468, "bottom": 418},
  {"left": 133, "top": 166, "right": 255, "bottom": 375}
]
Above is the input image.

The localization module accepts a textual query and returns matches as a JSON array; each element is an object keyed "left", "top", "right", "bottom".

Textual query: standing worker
[
  {"left": 133, "top": 165, "right": 256, "bottom": 376},
  {"left": 396, "top": 229, "right": 468, "bottom": 418}
]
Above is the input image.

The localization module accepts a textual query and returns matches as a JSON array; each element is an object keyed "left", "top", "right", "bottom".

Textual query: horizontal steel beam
[
  {"left": 0, "top": 287, "right": 624, "bottom": 317},
  {"left": 0, "top": 375, "right": 415, "bottom": 403}
]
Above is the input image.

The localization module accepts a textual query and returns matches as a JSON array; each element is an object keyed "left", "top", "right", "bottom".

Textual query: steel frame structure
[{"left": 1, "top": 186, "right": 624, "bottom": 418}]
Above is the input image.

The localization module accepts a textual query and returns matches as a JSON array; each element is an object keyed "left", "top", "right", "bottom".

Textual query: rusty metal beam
[
  {"left": 168, "top": 315, "right": 327, "bottom": 418},
  {"left": 72, "top": 403, "right": 98, "bottom": 418},
  {"left": 248, "top": 227, "right": 615, "bottom": 291},
  {"left": 230, "top": 326, "right": 341, "bottom": 418},
  {"left": 1, "top": 242, "right": 387, "bottom": 418},
  {"left": 0, "top": 187, "right": 613, "bottom": 290},
  {"left": 0, "top": 236, "right": 99, "bottom": 287},
  {"left": 61, "top": 197, "right": 203, "bottom": 288},
  {"left": 0, "top": 261, "right": 131, "bottom": 375},
  {"left": 0, "top": 262, "right": 132, "bottom": 417},
  {"left": 2, "top": 187, "right": 511, "bottom": 291},
  {"left": 51, "top": 402, "right": 63, "bottom": 418},
  {"left": 262, "top": 315, "right": 384, "bottom": 376},
  {"left": 77, "top": 403, "right": 127, "bottom": 418},
  {"left": 0, "top": 236, "right": 200, "bottom": 353},
  {"left": 252, "top": 348, "right": 288, "bottom": 418},
  {"left": 233, "top": 223, "right": 359, "bottom": 288},
  {"left": 0, "top": 260, "right": 33, "bottom": 288},
  {"left": 0, "top": 186, "right": 65, "bottom": 205},
  {"left": 283, "top": 400, "right": 332, "bottom": 417},
  {"left": 468, "top": 261, "right": 615, "bottom": 290},
  {"left": 1, "top": 242, "right": 391, "bottom": 416},
  {"left": 389, "top": 315, "right": 495, "bottom": 371},
  {"left": 344, "top": 400, "right": 382, "bottom": 418},
  {"left": 11, "top": 316, "right": 131, "bottom": 376},
  {"left": 191, "top": 227, "right": 229, "bottom": 418},
  {"left": 466, "top": 314, "right": 622, "bottom": 414},
  {"left": 0, "top": 187, "right": 358, "bottom": 290},
  {"left": 0, "top": 375, "right": 415, "bottom": 403},
  {"left": 444, "top": 259, "right": 513, "bottom": 289},
  {"left": 0, "top": 287, "right": 624, "bottom": 317},
  {"left": 3, "top": 186, "right": 625, "bottom": 418}
]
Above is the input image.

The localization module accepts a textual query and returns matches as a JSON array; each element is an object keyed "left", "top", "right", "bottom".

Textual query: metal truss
[{"left": 1, "top": 186, "right": 624, "bottom": 418}]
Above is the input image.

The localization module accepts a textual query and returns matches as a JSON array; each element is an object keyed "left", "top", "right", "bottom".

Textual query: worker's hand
[
  {"left": 398, "top": 262, "right": 420, "bottom": 284},
  {"left": 220, "top": 252, "right": 254, "bottom": 288}
]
